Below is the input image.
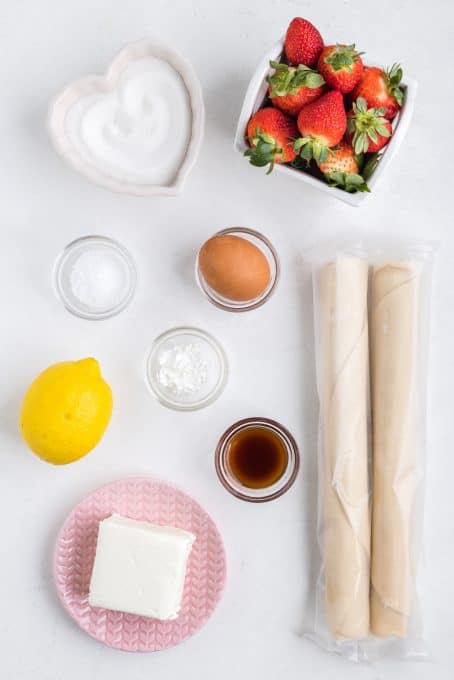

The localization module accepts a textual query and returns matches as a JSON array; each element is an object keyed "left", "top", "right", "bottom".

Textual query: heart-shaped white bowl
[
  {"left": 234, "top": 39, "right": 417, "bottom": 207},
  {"left": 48, "top": 40, "right": 204, "bottom": 196}
]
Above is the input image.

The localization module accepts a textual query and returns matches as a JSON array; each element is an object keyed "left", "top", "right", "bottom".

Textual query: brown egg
[{"left": 198, "top": 234, "right": 271, "bottom": 302}]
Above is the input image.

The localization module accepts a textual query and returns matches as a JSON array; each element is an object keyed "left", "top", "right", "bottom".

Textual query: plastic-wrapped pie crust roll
[
  {"left": 370, "top": 262, "right": 420, "bottom": 637},
  {"left": 314, "top": 257, "right": 370, "bottom": 640}
]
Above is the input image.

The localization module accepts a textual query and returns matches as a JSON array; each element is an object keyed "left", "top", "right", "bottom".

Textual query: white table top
[{"left": 2, "top": 1, "right": 453, "bottom": 678}]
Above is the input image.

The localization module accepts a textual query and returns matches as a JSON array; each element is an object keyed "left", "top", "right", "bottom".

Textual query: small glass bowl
[
  {"left": 54, "top": 235, "right": 137, "bottom": 320},
  {"left": 215, "top": 417, "right": 300, "bottom": 502},
  {"left": 145, "top": 327, "right": 228, "bottom": 411},
  {"left": 195, "top": 227, "right": 280, "bottom": 312}
]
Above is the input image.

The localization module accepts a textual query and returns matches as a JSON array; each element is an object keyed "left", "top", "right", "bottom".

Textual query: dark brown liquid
[{"left": 227, "top": 426, "right": 288, "bottom": 489}]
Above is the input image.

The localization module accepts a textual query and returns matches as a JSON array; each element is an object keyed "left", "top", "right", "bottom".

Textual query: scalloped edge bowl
[{"left": 48, "top": 40, "right": 205, "bottom": 196}]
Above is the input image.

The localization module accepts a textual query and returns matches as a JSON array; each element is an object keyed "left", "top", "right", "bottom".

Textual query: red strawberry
[
  {"left": 245, "top": 107, "right": 298, "bottom": 173},
  {"left": 294, "top": 90, "right": 347, "bottom": 162},
  {"left": 317, "top": 142, "right": 370, "bottom": 193},
  {"left": 284, "top": 17, "right": 324, "bottom": 67},
  {"left": 267, "top": 60, "right": 324, "bottom": 116},
  {"left": 351, "top": 64, "right": 404, "bottom": 120},
  {"left": 346, "top": 97, "right": 392, "bottom": 153},
  {"left": 317, "top": 142, "right": 359, "bottom": 175},
  {"left": 318, "top": 44, "right": 364, "bottom": 93}
]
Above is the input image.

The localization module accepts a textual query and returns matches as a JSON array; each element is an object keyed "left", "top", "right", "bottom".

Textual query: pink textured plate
[{"left": 54, "top": 478, "right": 226, "bottom": 652}]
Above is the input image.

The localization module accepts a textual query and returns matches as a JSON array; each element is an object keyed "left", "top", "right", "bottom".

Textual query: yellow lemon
[{"left": 19, "top": 358, "right": 113, "bottom": 465}]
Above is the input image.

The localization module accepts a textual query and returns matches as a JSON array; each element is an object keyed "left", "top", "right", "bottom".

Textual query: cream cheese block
[{"left": 88, "top": 514, "right": 195, "bottom": 620}]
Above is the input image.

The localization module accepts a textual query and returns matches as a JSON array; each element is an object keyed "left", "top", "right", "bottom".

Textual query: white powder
[
  {"left": 66, "top": 57, "right": 191, "bottom": 185},
  {"left": 70, "top": 249, "right": 126, "bottom": 309},
  {"left": 156, "top": 343, "right": 208, "bottom": 395}
]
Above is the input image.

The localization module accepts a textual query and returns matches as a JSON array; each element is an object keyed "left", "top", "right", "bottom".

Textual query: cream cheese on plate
[{"left": 88, "top": 514, "right": 195, "bottom": 620}]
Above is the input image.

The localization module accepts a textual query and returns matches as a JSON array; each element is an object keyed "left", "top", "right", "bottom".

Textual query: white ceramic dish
[
  {"left": 234, "top": 39, "right": 417, "bottom": 207},
  {"left": 48, "top": 40, "right": 205, "bottom": 196}
]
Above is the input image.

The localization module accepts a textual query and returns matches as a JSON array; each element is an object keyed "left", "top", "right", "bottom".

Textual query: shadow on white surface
[
  {"left": 0, "top": 393, "right": 25, "bottom": 446},
  {"left": 295, "top": 255, "right": 319, "bottom": 637},
  {"left": 205, "top": 72, "right": 248, "bottom": 141}
]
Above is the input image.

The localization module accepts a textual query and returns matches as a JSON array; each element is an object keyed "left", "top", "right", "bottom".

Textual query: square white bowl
[{"left": 234, "top": 39, "right": 417, "bottom": 207}]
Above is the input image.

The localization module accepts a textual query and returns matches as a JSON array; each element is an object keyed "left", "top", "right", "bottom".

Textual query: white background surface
[{"left": 2, "top": 1, "right": 453, "bottom": 678}]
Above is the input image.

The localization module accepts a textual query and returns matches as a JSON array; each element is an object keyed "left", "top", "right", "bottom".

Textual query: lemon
[{"left": 19, "top": 358, "right": 113, "bottom": 465}]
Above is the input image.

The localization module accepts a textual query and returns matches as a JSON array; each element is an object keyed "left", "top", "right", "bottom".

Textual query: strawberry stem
[
  {"left": 244, "top": 131, "right": 283, "bottom": 174},
  {"left": 386, "top": 63, "right": 404, "bottom": 106},
  {"left": 267, "top": 61, "right": 324, "bottom": 97},
  {"left": 348, "top": 97, "right": 391, "bottom": 154},
  {"left": 294, "top": 136, "right": 329, "bottom": 162},
  {"left": 324, "top": 44, "right": 364, "bottom": 72},
  {"left": 326, "top": 171, "right": 370, "bottom": 193},
  {"left": 361, "top": 152, "right": 381, "bottom": 181}
]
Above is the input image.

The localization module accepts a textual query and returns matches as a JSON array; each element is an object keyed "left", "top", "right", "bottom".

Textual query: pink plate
[{"left": 54, "top": 478, "right": 227, "bottom": 652}]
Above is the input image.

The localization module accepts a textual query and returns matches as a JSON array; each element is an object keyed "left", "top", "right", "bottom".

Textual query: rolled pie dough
[
  {"left": 315, "top": 257, "right": 370, "bottom": 639},
  {"left": 370, "top": 262, "right": 420, "bottom": 637}
]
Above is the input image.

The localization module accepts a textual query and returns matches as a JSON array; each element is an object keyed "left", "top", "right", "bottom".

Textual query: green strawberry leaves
[
  {"left": 352, "top": 97, "right": 370, "bottom": 115},
  {"left": 267, "top": 61, "right": 324, "bottom": 97},
  {"left": 244, "top": 129, "right": 282, "bottom": 174},
  {"left": 290, "top": 156, "right": 308, "bottom": 170},
  {"left": 324, "top": 44, "right": 364, "bottom": 73},
  {"left": 294, "top": 136, "right": 329, "bottom": 163},
  {"left": 326, "top": 171, "right": 370, "bottom": 193},
  {"left": 386, "top": 63, "right": 404, "bottom": 106},
  {"left": 348, "top": 97, "right": 391, "bottom": 154},
  {"left": 361, "top": 152, "right": 381, "bottom": 181}
]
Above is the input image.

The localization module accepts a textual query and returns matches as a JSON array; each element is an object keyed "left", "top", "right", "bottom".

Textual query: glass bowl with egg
[{"left": 195, "top": 227, "right": 279, "bottom": 312}]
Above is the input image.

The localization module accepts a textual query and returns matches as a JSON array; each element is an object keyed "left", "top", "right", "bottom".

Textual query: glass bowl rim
[
  {"left": 215, "top": 416, "right": 300, "bottom": 502},
  {"left": 195, "top": 227, "right": 280, "bottom": 313},
  {"left": 53, "top": 234, "right": 137, "bottom": 320},
  {"left": 144, "top": 326, "right": 229, "bottom": 411}
]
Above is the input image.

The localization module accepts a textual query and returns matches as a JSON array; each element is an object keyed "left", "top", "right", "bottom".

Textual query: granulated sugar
[{"left": 69, "top": 249, "right": 127, "bottom": 310}]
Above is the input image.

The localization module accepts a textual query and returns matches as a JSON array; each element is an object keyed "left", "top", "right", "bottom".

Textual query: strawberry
[
  {"left": 317, "top": 142, "right": 370, "bottom": 193},
  {"left": 266, "top": 61, "right": 324, "bottom": 116},
  {"left": 317, "top": 44, "right": 364, "bottom": 93},
  {"left": 284, "top": 17, "right": 324, "bottom": 67},
  {"left": 317, "top": 142, "right": 359, "bottom": 175},
  {"left": 245, "top": 107, "right": 298, "bottom": 173},
  {"left": 346, "top": 97, "right": 392, "bottom": 153},
  {"left": 351, "top": 64, "right": 404, "bottom": 120},
  {"left": 294, "top": 90, "right": 347, "bottom": 162}
]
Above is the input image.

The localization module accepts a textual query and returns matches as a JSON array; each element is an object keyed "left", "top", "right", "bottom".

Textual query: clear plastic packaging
[{"left": 306, "top": 241, "right": 436, "bottom": 662}]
